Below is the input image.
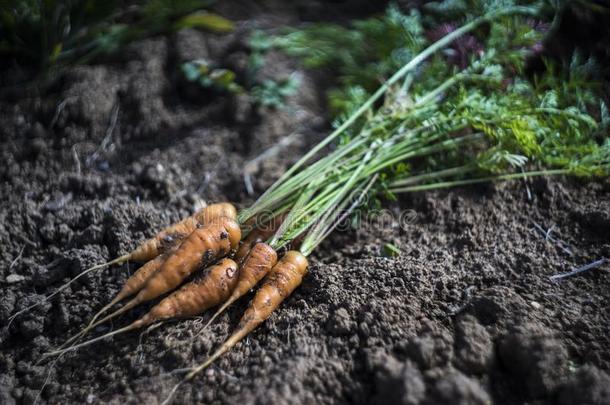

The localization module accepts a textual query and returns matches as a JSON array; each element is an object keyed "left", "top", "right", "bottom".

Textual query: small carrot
[
  {"left": 164, "top": 250, "right": 308, "bottom": 401},
  {"left": 203, "top": 242, "right": 278, "bottom": 329},
  {"left": 89, "top": 216, "right": 241, "bottom": 328},
  {"left": 8, "top": 203, "right": 237, "bottom": 324},
  {"left": 45, "top": 258, "right": 240, "bottom": 357}
]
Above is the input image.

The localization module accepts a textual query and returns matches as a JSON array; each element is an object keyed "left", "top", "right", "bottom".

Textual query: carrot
[
  {"left": 129, "top": 202, "right": 238, "bottom": 263},
  {"left": 234, "top": 213, "right": 286, "bottom": 263},
  {"left": 192, "top": 203, "right": 237, "bottom": 229},
  {"left": 45, "top": 258, "right": 240, "bottom": 357},
  {"left": 169, "top": 250, "right": 308, "bottom": 396},
  {"left": 8, "top": 202, "right": 237, "bottom": 324},
  {"left": 89, "top": 216, "right": 241, "bottom": 328},
  {"left": 203, "top": 242, "right": 278, "bottom": 329}
]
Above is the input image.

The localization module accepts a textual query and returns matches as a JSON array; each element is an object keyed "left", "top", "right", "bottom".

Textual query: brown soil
[{"left": 1, "top": 2, "right": 609, "bottom": 405}]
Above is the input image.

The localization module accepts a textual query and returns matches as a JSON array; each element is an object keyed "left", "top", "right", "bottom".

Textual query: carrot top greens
[{"left": 237, "top": 0, "right": 608, "bottom": 243}]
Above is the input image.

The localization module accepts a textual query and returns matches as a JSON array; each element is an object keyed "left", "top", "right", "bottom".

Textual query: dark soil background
[{"left": 1, "top": 1, "right": 609, "bottom": 404}]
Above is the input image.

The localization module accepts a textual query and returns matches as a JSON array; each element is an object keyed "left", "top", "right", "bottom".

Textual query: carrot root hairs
[
  {"left": 7, "top": 255, "right": 129, "bottom": 326},
  {"left": 46, "top": 258, "right": 240, "bottom": 357}
]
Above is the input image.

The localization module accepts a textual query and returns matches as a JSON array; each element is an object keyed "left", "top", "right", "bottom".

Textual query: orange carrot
[
  {"left": 140, "top": 258, "right": 239, "bottom": 322},
  {"left": 88, "top": 204, "right": 237, "bottom": 322},
  {"left": 203, "top": 242, "right": 278, "bottom": 329},
  {"left": 91, "top": 216, "right": 241, "bottom": 327},
  {"left": 46, "top": 258, "right": 240, "bottom": 357},
  {"left": 97, "top": 252, "right": 167, "bottom": 317}
]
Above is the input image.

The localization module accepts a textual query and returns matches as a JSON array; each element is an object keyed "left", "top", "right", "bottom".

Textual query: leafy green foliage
[
  {"left": 269, "top": 0, "right": 608, "bottom": 221},
  {"left": 247, "top": 30, "right": 275, "bottom": 85},
  {"left": 423, "top": 0, "right": 543, "bottom": 20},
  {"left": 0, "top": 0, "right": 227, "bottom": 72},
  {"left": 175, "top": 11, "right": 234, "bottom": 32},
  {"left": 245, "top": 1, "right": 609, "bottom": 253},
  {"left": 382, "top": 243, "right": 401, "bottom": 257},
  {"left": 250, "top": 76, "right": 300, "bottom": 108},
  {"left": 274, "top": 5, "right": 426, "bottom": 98},
  {"left": 182, "top": 59, "right": 242, "bottom": 93}
]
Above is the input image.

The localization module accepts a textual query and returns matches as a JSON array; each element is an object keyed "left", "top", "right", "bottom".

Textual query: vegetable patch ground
[{"left": 1, "top": 1, "right": 609, "bottom": 404}]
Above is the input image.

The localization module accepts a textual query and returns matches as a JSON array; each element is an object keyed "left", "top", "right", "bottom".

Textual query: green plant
[
  {"left": 181, "top": 31, "right": 299, "bottom": 109},
  {"left": 0, "top": 0, "right": 232, "bottom": 72},
  {"left": 181, "top": 59, "right": 242, "bottom": 93},
  {"left": 250, "top": 75, "right": 299, "bottom": 108},
  {"left": 265, "top": 1, "right": 608, "bottom": 203}
]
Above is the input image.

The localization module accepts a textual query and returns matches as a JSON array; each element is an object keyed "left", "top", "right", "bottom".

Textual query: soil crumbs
[{"left": 1, "top": 2, "right": 609, "bottom": 405}]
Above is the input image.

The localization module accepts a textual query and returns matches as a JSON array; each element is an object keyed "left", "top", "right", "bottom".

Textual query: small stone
[
  {"left": 5, "top": 274, "right": 25, "bottom": 284},
  {"left": 530, "top": 301, "right": 541, "bottom": 310}
]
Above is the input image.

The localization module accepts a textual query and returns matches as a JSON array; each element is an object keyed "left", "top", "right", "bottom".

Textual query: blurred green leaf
[
  {"left": 0, "top": 0, "right": 231, "bottom": 74},
  {"left": 382, "top": 243, "right": 401, "bottom": 257},
  {"left": 176, "top": 11, "right": 234, "bottom": 33}
]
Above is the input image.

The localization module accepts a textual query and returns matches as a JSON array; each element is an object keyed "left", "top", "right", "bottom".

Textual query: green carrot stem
[
  {"left": 390, "top": 165, "right": 476, "bottom": 187},
  {"left": 388, "top": 169, "right": 568, "bottom": 193}
]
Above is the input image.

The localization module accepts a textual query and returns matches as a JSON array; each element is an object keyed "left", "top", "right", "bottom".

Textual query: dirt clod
[
  {"left": 454, "top": 315, "right": 494, "bottom": 374},
  {"left": 372, "top": 354, "right": 425, "bottom": 405},
  {"left": 405, "top": 325, "right": 454, "bottom": 370},
  {"left": 427, "top": 370, "right": 491, "bottom": 405},
  {"left": 18, "top": 318, "right": 44, "bottom": 340},
  {"left": 498, "top": 323, "right": 568, "bottom": 398},
  {"left": 327, "top": 307, "right": 355, "bottom": 336},
  {"left": 556, "top": 365, "right": 610, "bottom": 405}
]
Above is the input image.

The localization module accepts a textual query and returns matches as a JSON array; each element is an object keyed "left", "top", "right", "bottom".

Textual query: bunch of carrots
[{"left": 10, "top": 2, "right": 610, "bottom": 403}]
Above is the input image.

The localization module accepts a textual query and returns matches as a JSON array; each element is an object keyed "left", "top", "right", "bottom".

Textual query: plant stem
[
  {"left": 390, "top": 165, "right": 476, "bottom": 187},
  {"left": 389, "top": 169, "right": 568, "bottom": 193}
]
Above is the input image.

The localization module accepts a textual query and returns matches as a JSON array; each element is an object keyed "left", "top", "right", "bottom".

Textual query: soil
[{"left": 1, "top": 1, "right": 609, "bottom": 405}]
